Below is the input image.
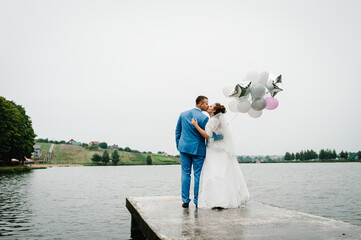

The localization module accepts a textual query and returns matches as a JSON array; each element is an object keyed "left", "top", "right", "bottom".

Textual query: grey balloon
[
  {"left": 251, "top": 98, "right": 266, "bottom": 111},
  {"left": 250, "top": 83, "right": 266, "bottom": 99}
]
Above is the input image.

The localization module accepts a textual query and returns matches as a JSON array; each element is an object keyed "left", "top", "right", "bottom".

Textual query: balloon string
[{"left": 227, "top": 113, "right": 240, "bottom": 125}]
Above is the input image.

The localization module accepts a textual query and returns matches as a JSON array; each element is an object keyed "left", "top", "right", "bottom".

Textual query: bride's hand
[{"left": 191, "top": 118, "right": 198, "bottom": 127}]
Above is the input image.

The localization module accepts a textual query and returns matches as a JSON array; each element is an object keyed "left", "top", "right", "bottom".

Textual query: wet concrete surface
[{"left": 126, "top": 196, "right": 361, "bottom": 240}]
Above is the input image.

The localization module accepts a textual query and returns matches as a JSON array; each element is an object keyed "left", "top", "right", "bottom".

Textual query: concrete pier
[{"left": 126, "top": 196, "right": 361, "bottom": 240}]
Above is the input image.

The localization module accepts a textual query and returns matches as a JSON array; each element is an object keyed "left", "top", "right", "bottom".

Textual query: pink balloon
[{"left": 265, "top": 97, "right": 279, "bottom": 110}]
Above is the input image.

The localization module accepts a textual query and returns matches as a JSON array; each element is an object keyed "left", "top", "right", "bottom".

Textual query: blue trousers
[{"left": 180, "top": 152, "right": 205, "bottom": 205}]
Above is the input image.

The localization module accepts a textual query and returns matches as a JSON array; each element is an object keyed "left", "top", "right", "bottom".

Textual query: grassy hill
[{"left": 35, "top": 143, "right": 180, "bottom": 165}]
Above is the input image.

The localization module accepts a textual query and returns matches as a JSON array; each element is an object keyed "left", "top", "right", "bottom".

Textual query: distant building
[
  {"left": 72, "top": 141, "right": 82, "bottom": 146},
  {"left": 89, "top": 141, "right": 100, "bottom": 146},
  {"left": 68, "top": 139, "right": 76, "bottom": 144},
  {"left": 111, "top": 144, "right": 119, "bottom": 150},
  {"left": 32, "top": 145, "right": 42, "bottom": 158}
]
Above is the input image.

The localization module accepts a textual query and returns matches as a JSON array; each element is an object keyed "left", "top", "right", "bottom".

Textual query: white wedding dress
[{"left": 198, "top": 113, "right": 250, "bottom": 209}]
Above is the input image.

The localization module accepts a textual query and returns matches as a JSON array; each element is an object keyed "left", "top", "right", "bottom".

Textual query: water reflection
[{"left": 0, "top": 173, "right": 34, "bottom": 237}]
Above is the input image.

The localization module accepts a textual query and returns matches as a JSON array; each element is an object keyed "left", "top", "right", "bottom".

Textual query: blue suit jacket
[{"left": 175, "top": 108, "right": 209, "bottom": 156}]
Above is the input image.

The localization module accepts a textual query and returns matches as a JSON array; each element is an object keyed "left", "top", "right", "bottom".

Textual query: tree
[
  {"left": 319, "top": 149, "right": 325, "bottom": 160},
  {"left": 111, "top": 150, "right": 120, "bottom": 165},
  {"left": 340, "top": 151, "right": 344, "bottom": 159},
  {"left": 102, "top": 150, "right": 110, "bottom": 165},
  {"left": 332, "top": 150, "right": 337, "bottom": 159},
  {"left": 89, "top": 144, "right": 98, "bottom": 150},
  {"left": 0, "top": 97, "right": 36, "bottom": 166},
  {"left": 91, "top": 153, "right": 102, "bottom": 164},
  {"left": 146, "top": 155, "right": 152, "bottom": 165},
  {"left": 99, "top": 142, "right": 108, "bottom": 149},
  {"left": 299, "top": 150, "right": 305, "bottom": 161},
  {"left": 358, "top": 151, "right": 361, "bottom": 160},
  {"left": 339, "top": 151, "right": 350, "bottom": 159},
  {"left": 284, "top": 152, "right": 291, "bottom": 161}
]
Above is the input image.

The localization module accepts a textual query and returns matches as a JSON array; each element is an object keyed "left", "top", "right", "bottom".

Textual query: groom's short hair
[{"left": 196, "top": 96, "right": 208, "bottom": 105}]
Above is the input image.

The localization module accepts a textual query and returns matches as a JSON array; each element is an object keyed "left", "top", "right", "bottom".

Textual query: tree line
[
  {"left": 237, "top": 155, "right": 283, "bottom": 162},
  {"left": 36, "top": 138, "right": 67, "bottom": 144},
  {"left": 90, "top": 150, "right": 153, "bottom": 165},
  {"left": 284, "top": 149, "right": 361, "bottom": 161},
  {"left": 91, "top": 150, "right": 119, "bottom": 165}
]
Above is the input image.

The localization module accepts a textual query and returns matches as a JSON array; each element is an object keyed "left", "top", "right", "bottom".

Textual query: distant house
[
  {"left": 68, "top": 139, "right": 76, "bottom": 144},
  {"left": 111, "top": 144, "right": 119, "bottom": 150},
  {"left": 32, "top": 145, "right": 42, "bottom": 158},
  {"left": 89, "top": 141, "right": 100, "bottom": 146},
  {"left": 72, "top": 141, "right": 82, "bottom": 146}
]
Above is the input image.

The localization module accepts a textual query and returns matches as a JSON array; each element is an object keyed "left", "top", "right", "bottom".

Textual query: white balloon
[
  {"left": 258, "top": 71, "right": 269, "bottom": 85},
  {"left": 228, "top": 99, "right": 239, "bottom": 112},
  {"left": 250, "top": 83, "right": 266, "bottom": 99},
  {"left": 222, "top": 85, "right": 234, "bottom": 98},
  {"left": 244, "top": 71, "right": 259, "bottom": 83},
  {"left": 237, "top": 100, "right": 251, "bottom": 113},
  {"left": 248, "top": 108, "right": 263, "bottom": 118}
]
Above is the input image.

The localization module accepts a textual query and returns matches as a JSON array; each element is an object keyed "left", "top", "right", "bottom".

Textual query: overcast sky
[{"left": 1, "top": 0, "right": 361, "bottom": 156}]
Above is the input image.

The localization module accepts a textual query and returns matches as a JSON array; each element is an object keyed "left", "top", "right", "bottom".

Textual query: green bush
[
  {"left": 111, "top": 150, "right": 120, "bottom": 165},
  {"left": 91, "top": 153, "right": 102, "bottom": 164},
  {"left": 102, "top": 150, "right": 110, "bottom": 165},
  {"left": 146, "top": 155, "right": 152, "bottom": 165}
]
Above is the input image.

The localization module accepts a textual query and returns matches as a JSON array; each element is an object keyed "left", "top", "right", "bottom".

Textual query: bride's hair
[{"left": 214, "top": 103, "right": 226, "bottom": 115}]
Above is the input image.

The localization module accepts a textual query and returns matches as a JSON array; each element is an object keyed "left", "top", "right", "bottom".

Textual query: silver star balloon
[
  {"left": 229, "top": 81, "right": 251, "bottom": 98},
  {"left": 268, "top": 75, "right": 283, "bottom": 97}
]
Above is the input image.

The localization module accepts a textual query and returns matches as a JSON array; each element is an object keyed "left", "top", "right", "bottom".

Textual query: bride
[{"left": 191, "top": 103, "right": 250, "bottom": 209}]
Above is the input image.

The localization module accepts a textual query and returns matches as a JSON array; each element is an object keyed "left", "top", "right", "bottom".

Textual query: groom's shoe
[{"left": 182, "top": 203, "right": 189, "bottom": 208}]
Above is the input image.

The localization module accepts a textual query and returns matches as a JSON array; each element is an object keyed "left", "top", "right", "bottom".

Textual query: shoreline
[
  {"left": 29, "top": 164, "right": 83, "bottom": 168},
  {"left": 250, "top": 160, "right": 361, "bottom": 164},
  {"left": 1, "top": 160, "right": 359, "bottom": 172}
]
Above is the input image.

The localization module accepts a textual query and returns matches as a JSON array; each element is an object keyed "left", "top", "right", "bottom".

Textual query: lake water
[{"left": 1, "top": 163, "right": 361, "bottom": 239}]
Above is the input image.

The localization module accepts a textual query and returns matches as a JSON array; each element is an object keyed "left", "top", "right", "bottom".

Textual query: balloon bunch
[{"left": 223, "top": 71, "right": 283, "bottom": 118}]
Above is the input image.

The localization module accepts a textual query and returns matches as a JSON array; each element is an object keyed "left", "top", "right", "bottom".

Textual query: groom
[{"left": 175, "top": 96, "right": 209, "bottom": 208}]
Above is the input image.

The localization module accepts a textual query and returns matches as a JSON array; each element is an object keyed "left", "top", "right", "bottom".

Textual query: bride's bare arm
[{"left": 191, "top": 118, "right": 209, "bottom": 139}]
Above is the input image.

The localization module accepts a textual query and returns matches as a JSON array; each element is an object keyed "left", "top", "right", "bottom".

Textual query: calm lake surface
[{"left": 1, "top": 163, "right": 361, "bottom": 239}]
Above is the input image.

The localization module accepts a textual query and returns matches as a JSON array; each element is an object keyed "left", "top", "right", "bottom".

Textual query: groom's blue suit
[{"left": 175, "top": 108, "right": 209, "bottom": 205}]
